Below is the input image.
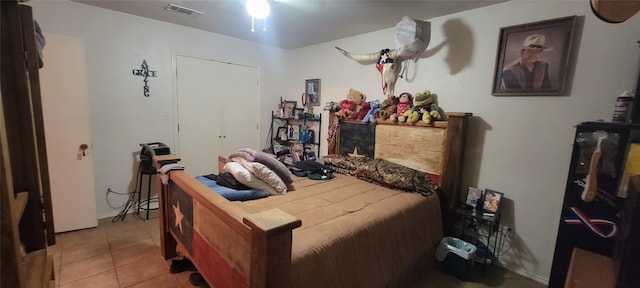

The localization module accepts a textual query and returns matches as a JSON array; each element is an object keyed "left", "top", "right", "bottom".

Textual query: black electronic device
[{"left": 139, "top": 142, "right": 171, "bottom": 170}]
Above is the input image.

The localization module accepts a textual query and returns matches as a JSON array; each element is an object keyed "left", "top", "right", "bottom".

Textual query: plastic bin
[{"left": 435, "top": 237, "right": 477, "bottom": 281}]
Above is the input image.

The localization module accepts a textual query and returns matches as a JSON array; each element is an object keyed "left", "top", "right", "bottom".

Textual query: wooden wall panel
[{"left": 375, "top": 124, "right": 445, "bottom": 175}]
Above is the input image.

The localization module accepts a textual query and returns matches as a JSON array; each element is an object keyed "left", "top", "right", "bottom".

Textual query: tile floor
[{"left": 50, "top": 210, "right": 546, "bottom": 288}]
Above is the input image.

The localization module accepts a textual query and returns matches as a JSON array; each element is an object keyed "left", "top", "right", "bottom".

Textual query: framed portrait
[
  {"left": 283, "top": 101, "right": 297, "bottom": 118},
  {"left": 465, "top": 187, "right": 483, "bottom": 208},
  {"left": 481, "top": 189, "right": 504, "bottom": 215},
  {"left": 294, "top": 108, "right": 305, "bottom": 120},
  {"left": 491, "top": 16, "right": 577, "bottom": 96},
  {"left": 305, "top": 79, "right": 321, "bottom": 106},
  {"left": 275, "top": 126, "right": 288, "bottom": 142}
]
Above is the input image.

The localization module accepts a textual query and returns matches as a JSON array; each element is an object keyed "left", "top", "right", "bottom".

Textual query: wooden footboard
[
  {"left": 152, "top": 112, "right": 471, "bottom": 288},
  {"left": 154, "top": 155, "right": 301, "bottom": 288}
]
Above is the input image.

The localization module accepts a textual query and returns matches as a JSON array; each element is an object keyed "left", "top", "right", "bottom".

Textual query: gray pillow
[{"left": 229, "top": 148, "right": 293, "bottom": 184}]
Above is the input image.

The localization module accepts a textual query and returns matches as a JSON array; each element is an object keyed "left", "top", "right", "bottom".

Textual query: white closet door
[
  {"left": 219, "top": 61, "right": 260, "bottom": 156},
  {"left": 176, "top": 55, "right": 259, "bottom": 176},
  {"left": 40, "top": 33, "right": 97, "bottom": 232}
]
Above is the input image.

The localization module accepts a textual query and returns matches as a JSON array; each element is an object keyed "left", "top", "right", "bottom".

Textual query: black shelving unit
[{"left": 270, "top": 111, "right": 321, "bottom": 162}]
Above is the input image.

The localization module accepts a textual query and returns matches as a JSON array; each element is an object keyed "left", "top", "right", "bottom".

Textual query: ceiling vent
[{"left": 164, "top": 4, "right": 204, "bottom": 16}]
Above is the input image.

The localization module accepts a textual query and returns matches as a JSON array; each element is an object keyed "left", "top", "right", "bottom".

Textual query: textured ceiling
[{"left": 73, "top": 0, "right": 507, "bottom": 49}]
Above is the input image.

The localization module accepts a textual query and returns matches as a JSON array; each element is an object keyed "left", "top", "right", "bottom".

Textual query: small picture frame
[
  {"left": 288, "top": 124, "right": 300, "bottom": 141},
  {"left": 305, "top": 79, "right": 321, "bottom": 106},
  {"left": 481, "top": 189, "right": 504, "bottom": 215},
  {"left": 275, "top": 126, "right": 288, "bottom": 141},
  {"left": 283, "top": 101, "right": 297, "bottom": 118},
  {"left": 294, "top": 108, "right": 305, "bottom": 120},
  {"left": 491, "top": 16, "right": 577, "bottom": 96},
  {"left": 466, "top": 187, "right": 483, "bottom": 208}
]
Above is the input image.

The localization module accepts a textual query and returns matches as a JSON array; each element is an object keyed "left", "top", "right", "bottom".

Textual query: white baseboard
[
  {"left": 496, "top": 261, "right": 549, "bottom": 286},
  {"left": 97, "top": 210, "right": 121, "bottom": 220}
]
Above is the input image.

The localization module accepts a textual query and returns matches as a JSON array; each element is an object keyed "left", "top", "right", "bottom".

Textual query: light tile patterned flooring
[{"left": 50, "top": 210, "right": 546, "bottom": 288}]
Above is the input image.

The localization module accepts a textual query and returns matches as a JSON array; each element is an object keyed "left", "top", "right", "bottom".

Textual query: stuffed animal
[
  {"left": 335, "top": 88, "right": 366, "bottom": 118},
  {"left": 351, "top": 101, "right": 371, "bottom": 120},
  {"left": 389, "top": 92, "right": 412, "bottom": 122},
  {"left": 404, "top": 90, "right": 441, "bottom": 124},
  {"left": 362, "top": 99, "right": 381, "bottom": 123},
  {"left": 376, "top": 96, "right": 399, "bottom": 120},
  {"left": 335, "top": 99, "right": 355, "bottom": 118}
]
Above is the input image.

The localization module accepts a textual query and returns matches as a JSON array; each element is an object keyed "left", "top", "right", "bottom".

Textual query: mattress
[{"left": 237, "top": 173, "right": 443, "bottom": 287}]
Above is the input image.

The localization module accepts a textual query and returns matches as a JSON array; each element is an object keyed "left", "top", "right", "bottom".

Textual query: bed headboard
[{"left": 328, "top": 112, "right": 472, "bottom": 210}]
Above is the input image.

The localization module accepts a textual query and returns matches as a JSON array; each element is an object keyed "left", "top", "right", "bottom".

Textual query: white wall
[
  {"left": 30, "top": 0, "right": 640, "bottom": 284},
  {"left": 285, "top": 0, "right": 640, "bottom": 283},
  {"left": 30, "top": 0, "right": 289, "bottom": 218}
]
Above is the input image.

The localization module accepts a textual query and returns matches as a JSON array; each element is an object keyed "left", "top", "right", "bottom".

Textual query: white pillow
[
  {"left": 223, "top": 162, "right": 278, "bottom": 195},
  {"left": 237, "top": 160, "right": 288, "bottom": 195}
]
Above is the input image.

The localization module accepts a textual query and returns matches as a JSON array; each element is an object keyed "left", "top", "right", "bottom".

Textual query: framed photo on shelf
[
  {"left": 288, "top": 124, "right": 300, "bottom": 141},
  {"left": 305, "top": 79, "right": 321, "bottom": 106},
  {"left": 465, "top": 187, "right": 483, "bottom": 208},
  {"left": 481, "top": 189, "right": 504, "bottom": 215},
  {"left": 275, "top": 126, "right": 288, "bottom": 141},
  {"left": 272, "top": 144, "right": 287, "bottom": 154},
  {"left": 283, "top": 101, "right": 297, "bottom": 118},
  {"left": 491, "top": 16, "right": 577, "bottom": 96},
  {"left": 294, "top": 108, "right": 305, "bottom": 120}
]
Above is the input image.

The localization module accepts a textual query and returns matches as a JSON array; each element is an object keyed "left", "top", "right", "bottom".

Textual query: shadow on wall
[
  {"left": 462, "top": 115, "right": 490, "bottom": 191},
  {"left": 421, "top": 18, "right": 474, "bottom": 75},
  {"left": 496, "top": 198, "right": 541, "bottom": 278},
  {"left": 499, "top": 227, "right": 540, "bottom": 276},
  {"left": 104, "top": 150, "right": 141, "bottom": 210}
]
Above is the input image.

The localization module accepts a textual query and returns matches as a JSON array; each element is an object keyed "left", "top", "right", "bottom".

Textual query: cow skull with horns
[{"left": 336, "top": 16, "right": 431, "bottom": 98}]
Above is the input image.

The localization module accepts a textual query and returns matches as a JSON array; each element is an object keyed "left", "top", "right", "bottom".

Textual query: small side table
[
  {"left": 453, "top": 207, "right": 502, "bottom": 274},
  {"left": 136, "top": 164, "right": 156, "bottom": 221}
]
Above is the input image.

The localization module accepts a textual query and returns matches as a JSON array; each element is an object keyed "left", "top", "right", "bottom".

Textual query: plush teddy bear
[
  {"left": 389, "top": 92, "right": 412, "bottom": 122},
  {"left": 404, "top": 90, "right": 441, "bottom": 124},
  {"left": 335, "top": 88, "right": 366, "bottom": 118},
  {"left": 376, "top": 96, "right": 399, "bottom": 120},
  {"left": 350, "top": 101, "right": 371, "bottom": 120},
  {"left": 335, "top": 99, "right": 355, "bottom": 118},
  {"left": 362, "top": 99, "right": 381, "bottom": 123}
]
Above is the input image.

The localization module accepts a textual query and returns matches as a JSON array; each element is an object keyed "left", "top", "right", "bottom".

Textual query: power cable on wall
[{"left": 109, "top": 162, "right": 142, "bottom": 222}]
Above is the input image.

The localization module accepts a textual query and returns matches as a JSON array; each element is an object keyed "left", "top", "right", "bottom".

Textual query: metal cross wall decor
[{"left": 132, "top": 60, "right": 157, "bottom": 97}]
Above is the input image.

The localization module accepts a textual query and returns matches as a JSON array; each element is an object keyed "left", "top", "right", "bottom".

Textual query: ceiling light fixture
[{"left": 245, "top": 0, "right": 270, "bottom": 32}]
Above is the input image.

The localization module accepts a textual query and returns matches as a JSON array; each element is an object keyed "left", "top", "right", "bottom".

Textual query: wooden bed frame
[{"left": 152, "top": 112, "right": 471, "bottom": 288}]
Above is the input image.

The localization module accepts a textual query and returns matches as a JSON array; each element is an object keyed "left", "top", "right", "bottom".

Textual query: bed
[{"left": 153, "top": 112, "right": 471, "bottom": 288}]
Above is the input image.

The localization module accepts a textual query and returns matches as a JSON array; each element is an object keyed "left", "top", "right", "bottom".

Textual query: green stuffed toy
[{"left": 403, "top": 90, "right": 441, "bottom": 124}]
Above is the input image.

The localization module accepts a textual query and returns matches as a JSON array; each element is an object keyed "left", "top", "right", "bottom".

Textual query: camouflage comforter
[{"left": 322, "top": 155, "right": 438, "bottom": 196}]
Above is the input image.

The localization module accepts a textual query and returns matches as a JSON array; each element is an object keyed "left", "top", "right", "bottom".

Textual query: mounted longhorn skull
[
  {"left": 335, "top": 17, "right": 431, "bottom": 98},
  {"left": 336, "top": 47, "right": 402, "bottom": 98}
]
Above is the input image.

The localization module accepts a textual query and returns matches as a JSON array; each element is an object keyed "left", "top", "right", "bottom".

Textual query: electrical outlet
[
  {"left": 505, "top": 226, "right": 514, "bottom": 240},
  {"left": 105, "top": 184, "right": 112, "bottom": 193}
]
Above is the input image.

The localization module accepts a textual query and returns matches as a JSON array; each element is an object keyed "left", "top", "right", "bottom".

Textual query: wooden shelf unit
[{"left": 1, "top": 1, "right": 57, "bottom": 287}]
